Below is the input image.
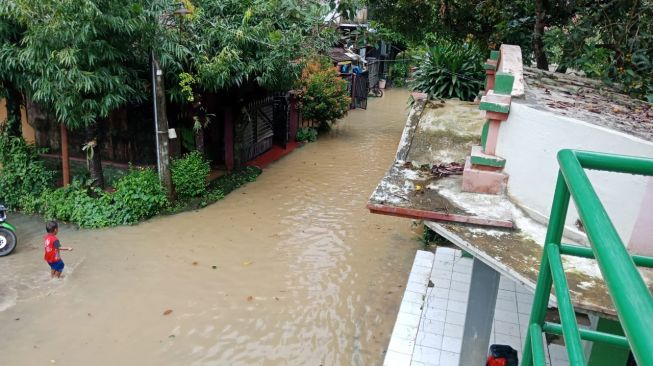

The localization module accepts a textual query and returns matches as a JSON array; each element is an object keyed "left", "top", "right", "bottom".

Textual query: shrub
[
  {"left": 39, "top": 169, "right": 167, "bottom": 228},
  {"left": 171, "top": 151, "right": 211, "bottom": 198},
  {"left": 412, "top": 39, "right": 484, "bottom": 101},
  {"left": 0, "top": 131, "right": 54, "bottom": 210},
  {"left": 297, "top": 57, "right": 351, "bottom": 129},
  {"left": 39, "top": 180, "right": 116, "bottom": 228},
  {"left": 296, "top": 127, "right": 318, "bottom": 142},
  {"left": 112, "top": 168, "right": 168, "bottom": 224}
]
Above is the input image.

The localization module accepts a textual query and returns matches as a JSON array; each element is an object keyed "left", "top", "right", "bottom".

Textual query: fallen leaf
[
  {"left": 168, "top": 334, "right": 176, "bottom": 338},
  {"left": 192, "top": 261, "right": 198, "bottom": 266},
  {"left": 274, "top": 297, "right": 279, "bottom": 301},
  {"left": 243, "top": 261, "right": 252, "bottom": 266},
  {"left": 246, "top": 296, "right": 253, "bottom": 301},
  {"left": 163, "top": 309, "right": 173, "bottom": 316},
  {"left": 212, "top": 265, "right": 217, "bottom": 269}
]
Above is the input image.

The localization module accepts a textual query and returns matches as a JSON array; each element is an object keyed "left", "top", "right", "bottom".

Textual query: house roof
[
  {"left": 328, "top": 48, "right": 356, "bottom": 63},
  {"left": 521, "top": 67, "right": 653, "bottom": 141}
]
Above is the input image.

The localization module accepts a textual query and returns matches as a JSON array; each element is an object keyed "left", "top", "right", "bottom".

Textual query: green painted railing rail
[{"left": 521, "top": 150, "right": 653, "bottom": 366}]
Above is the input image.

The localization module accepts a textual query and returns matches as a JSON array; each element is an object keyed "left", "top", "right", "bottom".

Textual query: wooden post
[
  {"left": 224, "top": 108, "right": 234, "bottom": 171},
  {"left": 60, "top": 123, "right": 70, "bottom": 186},
  {"left": 151, "top": 53, "right": 173, "bottom": 199}
]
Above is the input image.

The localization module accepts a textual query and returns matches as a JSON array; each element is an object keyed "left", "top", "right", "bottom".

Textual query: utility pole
[{"left": 151, "top": 52, "right": 174, "bottom": 199}]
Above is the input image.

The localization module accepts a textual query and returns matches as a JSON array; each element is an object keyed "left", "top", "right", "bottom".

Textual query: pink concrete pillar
[
  {"left": 483, "top": 120, "right": 501, "bottom": 156},
  {"left": 485, "top": 70, "right": 496, "bottom": 91},
  {"left": 629, "top": 177, "right": 653, "bottom": 256},
  {"left": 224, "top": 108, "right": 234, "bottom": 171}
]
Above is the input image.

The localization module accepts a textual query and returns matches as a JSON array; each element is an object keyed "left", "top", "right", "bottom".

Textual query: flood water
[{"left": 0, "top": 89, "right": 420, "bottom": 365}]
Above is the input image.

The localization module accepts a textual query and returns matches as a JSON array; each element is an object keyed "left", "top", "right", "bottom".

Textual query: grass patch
[{"left": 163, "top": 166, "right": 262, "bottom": 214}]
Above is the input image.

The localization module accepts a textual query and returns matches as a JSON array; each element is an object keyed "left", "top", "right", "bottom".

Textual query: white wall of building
[{"left": 496, "top": 101, "right": 653, "bottom": 244}]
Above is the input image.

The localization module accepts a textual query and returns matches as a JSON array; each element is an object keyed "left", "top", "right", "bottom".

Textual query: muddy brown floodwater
[{"left": 0, "top": 89, "right": 420, "bottom": 366}]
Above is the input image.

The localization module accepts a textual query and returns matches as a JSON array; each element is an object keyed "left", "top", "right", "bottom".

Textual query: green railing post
[
  {"left": 521, "top": 172, "right": 570, "bottom": 366},
  {"left": 547, "top": 244, "right": 586, "bottom": 365}
]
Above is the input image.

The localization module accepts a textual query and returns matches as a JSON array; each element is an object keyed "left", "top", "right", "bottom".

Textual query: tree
[
  {"left": 0, "top": 11, "right": 25, "bottom": 137},
  {"left": 170, "top": 0, "right": 336, "bottom": 96},
  {"left": 0, "top": 0, "right": 185, "bottom": 188},
  {"left": 367, "top": 0, "right": 573, "bottom": 65},
  {"left": 165, "top": 0, "right": 337, "bottom": 158}
]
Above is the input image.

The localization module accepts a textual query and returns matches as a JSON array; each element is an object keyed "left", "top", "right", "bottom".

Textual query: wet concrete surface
[{"left": 0, "top": 89, "right": 420, "bottom": 365}]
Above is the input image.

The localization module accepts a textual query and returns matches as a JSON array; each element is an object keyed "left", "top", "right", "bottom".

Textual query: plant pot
[{"left": 378, "top": 79, "right": 386, "bottom": 89}]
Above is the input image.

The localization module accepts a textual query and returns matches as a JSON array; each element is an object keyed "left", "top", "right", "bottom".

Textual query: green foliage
[
  {"left": 179, "top": 128, "right": 196, "bottom": 152},
  {"left": 112, "top": 168, "right": 168, "bottom": 224},
  {"left": 0, "top": 0, "right": 177, "bottom": 130},
  {"left": 389, "top": 60, "right": 410, "bottom": 87},
  {"left": 39, "top": 181, "right": 117, "bottom": 228},
  {"left": 179, "top": 72, "right": 197, "bottom": 102},
  {"left": 412, "top": 39, "right": 484, "bottom": 101},
  {"left": 545, "top": 1, "right": 653, "bottom": 101},
  {"left": 210, "top": 166, "right": 261, "bottom": 196},
  {"left": 0, "top": 131, "right": 54, "bottom": 210},
  {"left": 171, "top": 151, "right": 210, "bottom": 198},
  {"left": 420, "top": 225, "right": 438, "bottom": 248},
  {"left": 389, "top": 48, "right": 419, "bottom": 87},
  {"left": 39, "top": 169, "right": 167, "bottom": 228},
  {"left": 174, "top": 0, "right": 337, "bottom": 96},
  {"left": 297, "top": 58, "right": 351, "bottom": 128},
  {"left": 296, "top": 127, "right": 318, "bottom": 142}
]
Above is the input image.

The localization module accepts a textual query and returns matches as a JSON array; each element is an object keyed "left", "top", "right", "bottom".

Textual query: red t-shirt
[{"left": 44, "top": 233, "right": 61, "bottom": 263}]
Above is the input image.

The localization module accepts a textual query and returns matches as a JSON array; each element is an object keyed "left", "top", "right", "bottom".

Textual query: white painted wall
[{"left": 496, "top": 101, "right": 653, "bottom": 244}]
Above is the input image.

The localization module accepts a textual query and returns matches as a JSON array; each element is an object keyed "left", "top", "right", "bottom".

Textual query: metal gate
[
  {"left": 273, "top": 93, "right": 289, "bottom": 149},
  {"left": 242, "top": 97, "right": 275, "bottom": 163},
  {"left": 352, "top": 73, "right": 369, "bottom": 109},
  {"left": 368, "top": 57, "right": 380, "bottom": 89}
]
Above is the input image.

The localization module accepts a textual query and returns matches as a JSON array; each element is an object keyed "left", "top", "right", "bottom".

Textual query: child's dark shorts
[{"left": 48, "top": 260, "right": 64, "bottom": 272}]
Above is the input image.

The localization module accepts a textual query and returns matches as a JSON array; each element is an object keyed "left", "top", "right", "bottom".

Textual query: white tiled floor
[{"left": 384, "top": 247, "right": 571, "bottom": 366}]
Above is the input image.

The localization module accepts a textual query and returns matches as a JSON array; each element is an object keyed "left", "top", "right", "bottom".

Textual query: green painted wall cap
[
  {"left": 490, "top": 50, "right": 500, "bottom": 61},
  {"left": 494, "top": 72, "right": 515, "bottom": 95}
]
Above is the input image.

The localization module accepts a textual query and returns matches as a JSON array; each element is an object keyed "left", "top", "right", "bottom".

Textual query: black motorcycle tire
[{"left": 0, "top": 227, "right": 17, "bottom": 257}]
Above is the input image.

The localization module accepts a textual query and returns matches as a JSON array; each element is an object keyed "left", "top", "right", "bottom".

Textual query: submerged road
[{"left": 0, "top": 89, "right": 419, "bottom": 365}]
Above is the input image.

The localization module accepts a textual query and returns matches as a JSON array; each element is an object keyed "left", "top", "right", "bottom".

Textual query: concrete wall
[
  {"left": 0, "top": 98, "right": 35, "bottom": 143},
  {"left": 496, "top": 101, "right": 653, "bottom": 245}
]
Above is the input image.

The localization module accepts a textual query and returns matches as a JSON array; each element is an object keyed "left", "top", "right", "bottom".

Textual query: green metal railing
[{"left": 522, "top": 150, "right": 653, "bottom": 366}]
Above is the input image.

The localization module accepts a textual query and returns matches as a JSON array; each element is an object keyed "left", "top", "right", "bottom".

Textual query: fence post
[
  {"left": 224, "top": 108, "right": 234, "bottom": 171},
  {"left": 288, "top": 91, "right": 299, "bottom": 143}
]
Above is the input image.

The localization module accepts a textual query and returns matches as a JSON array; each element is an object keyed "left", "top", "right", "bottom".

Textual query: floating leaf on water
[
  {"left": 163, "top": 309, "right": 173, "bottom": 315},
  {"left": 192, "top": 261, "right": 198, "bottom": 266},
  {"left": 243, "top": 261, "right": 252, "bottom": 266},
  {"left": 246, "top": 296, "right": 253, "bottom": 301}
]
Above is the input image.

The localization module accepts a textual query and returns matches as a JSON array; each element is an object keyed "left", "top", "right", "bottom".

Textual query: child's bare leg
[
  {"left": 54, "top": 271, "right": 62, "bottom": 278},
  {"left": 51, "top": 269, "right": 56, "bottom": 278}
]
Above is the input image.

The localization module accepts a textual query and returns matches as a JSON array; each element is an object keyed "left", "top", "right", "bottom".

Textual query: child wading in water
[{"left": 44, "top": 221, "right": 73, "bottom": 278}]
